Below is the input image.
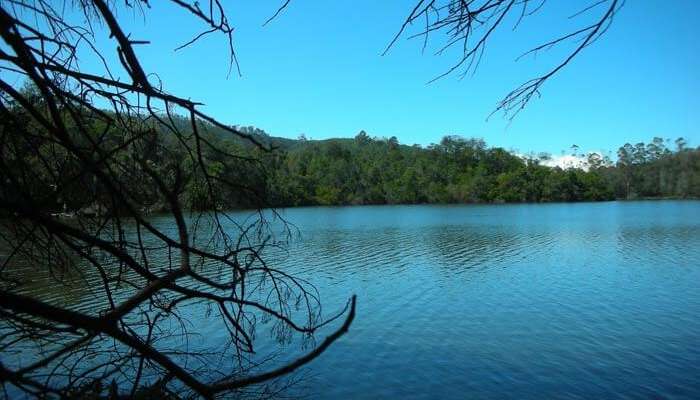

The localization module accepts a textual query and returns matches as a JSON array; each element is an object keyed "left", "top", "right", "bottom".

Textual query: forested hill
[
  {"left": 4, "top": 99, "right": 699, "bottom": 213},
  {"left": 259, "top": 132, "right": 699, "bottom": 206}
]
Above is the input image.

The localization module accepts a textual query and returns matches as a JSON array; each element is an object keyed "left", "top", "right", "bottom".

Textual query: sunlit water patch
[
  {"left": 4, "top": 201, "right": 699, "bottom": 398},
  {"left": 244, "top": 201, "right": 700, "bottom": 399}
]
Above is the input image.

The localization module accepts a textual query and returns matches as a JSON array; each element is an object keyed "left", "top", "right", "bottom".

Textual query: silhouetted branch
[
  {"left": 0, "top": 1, "right": 355, "bottom": 398},
  {"left": 383, "top": 0, "right": 623, "bottom": 119}
]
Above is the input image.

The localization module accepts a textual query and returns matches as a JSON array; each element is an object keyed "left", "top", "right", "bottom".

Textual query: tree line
[
  {"left": 4, "top": 88, "right": 697, "bottom": 215},
  {"left": 263, "top": 132, "right": 699, "bottom": 206}
]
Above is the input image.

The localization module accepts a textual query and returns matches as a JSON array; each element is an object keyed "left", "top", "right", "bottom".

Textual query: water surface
[
  {"left": 254, "top": 201, "right": 700, "bottom": 399},
  {"left": 7, "top": 201, "right": 700, "bottom": 399}
]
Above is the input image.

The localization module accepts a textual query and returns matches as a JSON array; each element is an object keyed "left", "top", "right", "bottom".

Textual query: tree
[
  {"left": 646, "top": 137, "right": 667, "bottom": 161},
  {"left": 675, "top": 137, "right": 688, "bottom": 152},
  {"left": 571, "top": 144, "right": 580, "bottom": 157},
  {"left": 1, "top": 0, "right": 627, "bottom": 397},
  {"left": 354, "top": 130, "right": 371, "bottom": 146},
  {"left": 617, "top": 143, "right": 634, "bottom": 199},
  {"left": 384, "top": 0, "right": 623, "bottom": 119},
  {"left": 587, "top": 152, "right": 603, "bottom": 170},
  {"left": 388, "top": 136, "right": 400, "bottom": 150},
  {"left": 0, "top": 2, "right": 355, "bottom": 398}
]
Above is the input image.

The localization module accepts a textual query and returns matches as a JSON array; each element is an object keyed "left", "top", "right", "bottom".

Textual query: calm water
[
  {"left": 7, "top": 201, "right": 700, "bottom": 398},
  {"left": 246, "top": 201, "right": 700, "bottom": 399}
]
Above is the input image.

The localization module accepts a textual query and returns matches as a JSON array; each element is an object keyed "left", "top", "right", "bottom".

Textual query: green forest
[
  {"left": 3, "top": 92, "right": 699, "bottom": 214},
  {"left": 262, "top": 132, "right": 699, "bottom": 206}
]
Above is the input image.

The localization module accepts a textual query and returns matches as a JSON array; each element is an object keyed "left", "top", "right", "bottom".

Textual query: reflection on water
[
  {"left": 259, "top": 201, "right": 700, "bottom": 399},
  {"left": 4, "top": 201, "right": 700, "bottom": 399}
]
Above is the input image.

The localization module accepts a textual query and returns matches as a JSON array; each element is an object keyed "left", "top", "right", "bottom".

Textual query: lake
[
  {"left": 6, "top": 201, "right": 700, "bottom": 399},
  {"left": 244, "top": 201, "right": 700, "bottom": 399}
]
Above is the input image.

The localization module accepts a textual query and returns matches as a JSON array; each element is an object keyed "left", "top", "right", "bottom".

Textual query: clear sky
[{"left": 88, "top": 0, "right": 699, "bottom": 156}]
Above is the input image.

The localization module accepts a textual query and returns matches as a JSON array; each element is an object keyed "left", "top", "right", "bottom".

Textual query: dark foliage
[
  {"left": 9, "top": 112, "right": 695, "bottom": 212},
  {"left": 264, "top": 134, "right": 700, "bottom": 206},
  {"left": 0, "top": 2, "right": 355, "bottom": 399}
]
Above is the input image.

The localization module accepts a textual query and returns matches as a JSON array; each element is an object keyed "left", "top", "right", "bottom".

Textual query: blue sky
[{"left": 88, "top": 1, "right": 698, "bottom": 155}]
